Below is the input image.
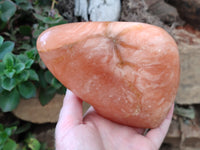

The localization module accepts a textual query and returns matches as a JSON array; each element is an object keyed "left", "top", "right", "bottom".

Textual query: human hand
[{"left": 55, "top": 90, "right": 174, "bottom": 150}]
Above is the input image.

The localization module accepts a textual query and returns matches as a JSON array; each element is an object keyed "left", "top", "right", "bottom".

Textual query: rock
[
  {"left": 163, "top": 106, "right": 200, "bottom": 149},
  {"left": 88, "top": 0, "right": 121, "bottom": 21},
  {"left": 74, "top": 0, "right": 88, "bottom": 21},
  {"left": 74, "top": 0, "right": 121, "bottom": 21},
  {"left": 144, "top": 0, "right": 159, "bottom": 7},
  {"left": 172, "top": 26, "right": 200, "bottom": 104},
  {"left": 120, "top": 0, "right": 161, "bottom": 25},
  {"left": 180, "top": 117, "right": 200, "bottom": 148},
  {"left": 166, "top": 0, "right": 200, "bottom": 29},
  {"left": 12, "top": 94, "right": 91, "bottom": 123},
  {"left": 120, "top": 0, "right": 176, "bottom": 34},
  {"left": 164, "top": 119, "right": 181, "bottom": 147},
  {"left": 37, "top": 22, "right": 180, "bottom": 128},
  {"left": 147, "top": 0, "right": 180, "bottom": 24},
  {"left": 13, "top": 94, "right": 64, "bottom": 123}
]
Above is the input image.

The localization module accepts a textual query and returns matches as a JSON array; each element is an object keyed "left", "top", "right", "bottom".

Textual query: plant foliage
[
  {"left": 0, "top": 123, "right": 51, "bottom": 150},
  {"left": 0, "top": 0, "right": 67, "bottom": 112}
]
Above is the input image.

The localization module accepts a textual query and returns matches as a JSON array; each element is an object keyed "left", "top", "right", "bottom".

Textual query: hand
[{"left": 55, "top": 90, "right": 174, "bottom": 150}]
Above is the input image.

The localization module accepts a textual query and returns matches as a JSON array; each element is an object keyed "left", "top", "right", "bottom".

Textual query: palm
[{"left": 56, "top": 91, "right": 173, "bottom": 150}]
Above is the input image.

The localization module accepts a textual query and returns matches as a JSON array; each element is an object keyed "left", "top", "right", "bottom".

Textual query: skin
[{"left": 55, "top": 90, "right": 174, "bottom": 150}]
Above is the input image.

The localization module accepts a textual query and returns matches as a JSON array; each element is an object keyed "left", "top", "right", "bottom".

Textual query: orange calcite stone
[{"left": 37, "top": 22, "right": 180, "bottom": 128}]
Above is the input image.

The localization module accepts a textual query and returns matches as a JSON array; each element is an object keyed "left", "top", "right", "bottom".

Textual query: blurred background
[{"left": 0, "top": 0, "right": 200, "bottom": 150}]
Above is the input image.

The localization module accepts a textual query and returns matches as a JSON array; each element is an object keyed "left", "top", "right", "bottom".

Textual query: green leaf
[
  {"left": 28, "top": 69, "right": 39, "bottom": 81},
  {"left": 14, "top": 123, "right": 31, "bottom": 135},
  {"left": 4, "top": 68, "right": 16, "bottom": 78},
  {"left": 38, "top": 59, "right": 46, "bottom": 69},
  {"left": 0, "top": 87, "right": 3, "bottom": 93},
  {"left": 26, "top": 137, "right": 40, "bottom": 150},
  {"left": 57, "top": 86, "right": 66, "bottom": 95},
  {"left": 51, "top": 78, "right": 62, "bottom": 89},
  {"left": 3, "top": 138, "right": 17, "bottom": 150},
  {"left": 33, "top": 13, "right": 63, "bottom": 24},
  {"left": 0, "top": 88, "right": 20, "bottom": 112},
  {"left": 0, "top": 36, "right": 4, "bottom": 47},
  {"left": 17, "top": 54, "right": 28, "bottom": 63},
  {"left": 17, "top": 70, "right": 29, "bottom": 82},
  {"left": 33, "top": 28, "right": 45, "bottom": 39},
  {"left": 25, "top": 49, "right": 37, "bottom": 60},
  {"left": 0, "top": 21, "right": 7, "bottom": 31},
  {"left": 0, "top": 124, "right": 4, "bottom": 131},
  {"left": 39, "top": 87, "right": 56, "bottom": 106},
  {"left": 44, "top": 70, "right": 54, "bottom": 84},
  {"left": 18, "top": 81, "right": 36, "bottom": 99},
  {"left": 37, "top": 70, "right": 47, "bottom": 88},
  {"left": 0, "top": 0, "right": 17, "bottom": 22},
  {"left": 3, "top": 53, "right": 14, "bottom": 68},
  {"left": 2, "top": 77, "right": 17, "bottom": 91},
  {"left": 5, "top": 127, "right": 16, "bottom": 136},
  {"left": 0, "top": 41, "right": 15, "bottom": 60},
  {"left": 14, "top": 0, "right": 33, "bottom": 11},
  {"left": 0, "top": 62, "right": 5, "bottom": 76},
  {"left": 25, "top": 59, "right": 34, "bottom": 68},
  {"left": 0, "top": 83, "right": 3, "bottom": 93},
  {"left": 14, "top": 63, "right": 25, "bottom": 74},
  {"left": 0, "top": 131, "right": 9, "bottom": 146}
]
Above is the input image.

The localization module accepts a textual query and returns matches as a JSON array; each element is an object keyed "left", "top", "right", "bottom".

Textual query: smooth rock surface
[
  {"left": 13, "top": 94, "right": 64, "bottom": 123},
  {"left": 37, "top": 22, "right": 180, "bottom": 128}
]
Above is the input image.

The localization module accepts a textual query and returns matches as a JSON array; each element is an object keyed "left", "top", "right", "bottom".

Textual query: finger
[
  {"left": 56, "top": 90, "right": 83, "bottom": 133},
  {"left": 146, "top": 103, "right": 174, "bottom": 149},
  {"left": 133, "top": 127, "right": 146, "bottom": 135}
]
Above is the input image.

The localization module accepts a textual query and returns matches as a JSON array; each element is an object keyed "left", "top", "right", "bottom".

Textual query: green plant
[
  {"left": 0, "top": 50, "right": 38, "bottom": 112},
  {"left": 0, "top": 36, "right": 15, "bottom": 59},
  {"left": 0, "top": 123, "right": 17, "bottom": 150},
  {"left": 0, "top": 0, "right": 67, "bottom": 112},
  {"left": 0, "top": 0, "right": 17, "bottom": 30},
  {"left": 38, "top": 69, "right": 66, "bottom": 105},
  {"left": 0, "top": 123, "right": 51, "bottom": 150}
]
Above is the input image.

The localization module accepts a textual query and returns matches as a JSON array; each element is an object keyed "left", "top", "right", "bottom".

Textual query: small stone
[
  {"left": 74, "top": 0, "right": 121, "bottom": 21},
  {"left": 12, "top": 94, "right": 64, "bottom": 123},
  {"left": 12, "top": 94, "right": 91, "bottom": 123}
]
